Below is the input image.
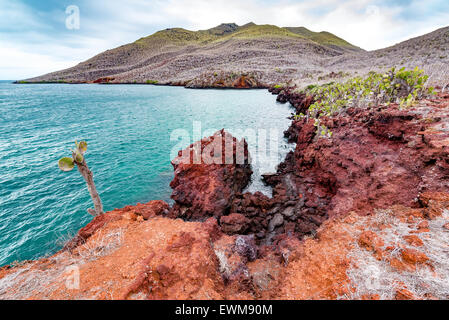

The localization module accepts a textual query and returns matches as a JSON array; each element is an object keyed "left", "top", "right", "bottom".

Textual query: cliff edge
[{"left": 1, "top": 90, "right": 449, "bottom": 300}]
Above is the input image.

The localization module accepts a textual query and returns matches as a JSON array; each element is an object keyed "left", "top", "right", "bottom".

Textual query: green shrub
[{"left": 296, "top": 67, "right": 435, "bottom": 138}]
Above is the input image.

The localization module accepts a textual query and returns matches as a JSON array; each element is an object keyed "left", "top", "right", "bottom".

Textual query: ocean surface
[{"left": 0, "top": 81, "right": 294, "bottom": 266}]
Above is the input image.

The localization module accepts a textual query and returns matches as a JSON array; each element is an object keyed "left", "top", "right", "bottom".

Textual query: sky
[{"left": 1, "top": 0, "right": 448, "bottom": 79}]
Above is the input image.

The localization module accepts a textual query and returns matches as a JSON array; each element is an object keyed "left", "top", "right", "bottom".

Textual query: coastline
[
  {"left": 0, "top": 84, "right": 290, "bottom": 268},
  {"left": 1, "top": 85, "right": 294, "bottom": 265},
  {"left": 1, "top": 85, "right": 449, "bottom": 300},
  {"left": 13, "top": 80, "right": 270, "bottom": 90},
  {"left": 3, "top": 3, "right": 449, "bottom": 301}
]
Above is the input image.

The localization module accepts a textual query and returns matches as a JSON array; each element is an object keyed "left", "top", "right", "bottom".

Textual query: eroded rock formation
[
  {"left": 2, "top": 190, "right": 449, "bottom": 300},
  {"left": 1, "top": 91, "right": 449, "bottom": 300},
  {"left": 266, "top": 90, "right": 449, "bottom": 222},
  {"left": 185, "top": 72, "right": 267, "bottom": 89},
  {"left": 169, "top": 129, "right": 252, "bottom": 220}
]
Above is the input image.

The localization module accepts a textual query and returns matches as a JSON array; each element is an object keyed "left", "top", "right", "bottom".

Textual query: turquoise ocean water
[{"left": 0, "top": 81, "right": 293, "bottom": 266}]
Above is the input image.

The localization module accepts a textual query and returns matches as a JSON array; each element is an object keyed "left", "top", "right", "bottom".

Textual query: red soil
[{"left": 1, "top": 91, "right": 448, "bottom": 300}]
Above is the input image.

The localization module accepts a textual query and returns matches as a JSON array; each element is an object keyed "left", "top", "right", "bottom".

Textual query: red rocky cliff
[
  {"left": 1, "top": 91, "right": 449, "bottom": 300},
  {"left": 169, "top": 129, "right": 252, "bottom": 220}
]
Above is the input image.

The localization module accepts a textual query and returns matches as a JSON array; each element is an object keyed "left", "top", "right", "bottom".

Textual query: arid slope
[
  {"left": 22, "top": 24, "right": 449, "bottom": 88},
  {"left": 23, "top": 23, "right": 361, "bottom": 86}
]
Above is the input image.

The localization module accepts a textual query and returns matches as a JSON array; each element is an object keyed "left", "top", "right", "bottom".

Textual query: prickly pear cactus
[
  {"left": 58, "top": 140, "right": 87, "bottom": 169},
  {"left": 58, "top": 141, "right": 104, "bottom": 216}
]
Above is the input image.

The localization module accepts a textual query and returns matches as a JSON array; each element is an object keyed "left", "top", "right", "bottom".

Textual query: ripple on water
[{"left": 0, "top": 83, "right": 294, "bottom": 266}]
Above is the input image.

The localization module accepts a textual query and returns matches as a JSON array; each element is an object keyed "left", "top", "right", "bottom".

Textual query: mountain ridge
[{"left": 23, "top": 23, "right": 449, "bottom": 88}]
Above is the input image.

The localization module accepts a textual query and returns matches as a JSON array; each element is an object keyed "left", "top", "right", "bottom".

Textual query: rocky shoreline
[
  {"left": 14, "top": 73, "right": 269, "bottom": 89},
  {"left": 1, "top": 87, "right": 449, "bottom": 300}
]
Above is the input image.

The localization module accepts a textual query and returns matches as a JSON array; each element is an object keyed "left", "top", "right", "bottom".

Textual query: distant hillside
[
  {"left": 23, "top": 23, "right": 361, "bottom": 87},
  {"left": 285, "top": 26, "right": 361, "bottom": 50},
  {"left": 326, "top": 26, "right": 449, "bottom": 87},
  {"left": 22, "top": 23, "right": 449, "bottom": 88}
]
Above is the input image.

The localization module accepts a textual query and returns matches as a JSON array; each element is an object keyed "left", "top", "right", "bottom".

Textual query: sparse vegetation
[
  {"left": 286, "top": 27, "right": 361, "bottom": 50},
  {"left": 342, "top": 209, "right": 449, "bottom": 300},
  {"left": 77, "top": 228, "right": 124, "bottom": 261},
  {"left": 19, "top": 24, "right": 449, "bottom": 88},
  {"left": 296, "top": 67, "right": 436, "bottom": 137}
]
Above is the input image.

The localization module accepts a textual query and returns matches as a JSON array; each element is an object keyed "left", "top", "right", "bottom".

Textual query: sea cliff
[{"left": 1, "top": 88, "right": 449, "bottom": 300}]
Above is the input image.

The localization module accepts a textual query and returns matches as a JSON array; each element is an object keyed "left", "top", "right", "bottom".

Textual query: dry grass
[
  {"left": 0, "top": 228, "right": 124, "bottom": 300},
  {"left": 76, "top": 228, "right": 124, "bottom": 262},
  {"left": 0, "top": 252, "right": 75, "bottom": 299},
  {"left": 341, "top": 209, "right": 449, "bottom": 300}
]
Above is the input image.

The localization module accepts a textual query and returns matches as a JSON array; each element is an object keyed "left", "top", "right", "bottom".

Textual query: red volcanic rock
[
  {"left": 3, "top": 192, "right": 449, "bottom": 300},
  {"left": 361, "top": 294, "right": 381, "bottom": 300},
  {"left": 187, "top": 72, "right": 267, "bottom": 89},
  {"left": 267, "top": 92, "right": 449, "bottom": 223},
  {"left": 419, "top": 192, "right": 449, "bottom": 206},
  {"left": 358, "top": 231, "right": 384, "bottom": 252},
  {"left": 274, "top": 87, "right": 314, "bottom": 115},
  {"left": 4, "top": 90, "right": 449, "bottom": 301},
  {"left": 170, "top": 129, "right": 252, "bottom": 220},
  {"left": 203, "top": 217, "right": 223, "bottom": 242},
  {"left": 401, "top": 248, "right": 429, "bottom": 265},
  {"left": 232, "top": 75, "right": 263, "bottom": 88},
  {"left": 166, "top": 89, "right": 448, "bottom": 244},
  {"left": 419, "top": 192, "right": 449, "bottom": 219},
  {"left": 403, "top": 235, "right": 424, "bottom": 247},
  {"left": 257, "top": 89, "right": 449, "bottom": 241},
  {"left": 220, "top": 214, "right": 250, "bottom": 235},
  {"left": 268, "top": 85, "right": 285, "bottom": 95},
  {"left": 64, "top": 211, "right": 123, "bottom": 251},
  {"left": 64, "top": 200, "right": 169, "bottom": 250},
  {"left": 213, "top": 234, "right": 258, "bottom": 292},
  {"left": 284, "top": 118, "right": 316, "bottom": 145},
  {"left": 395, "top": 288, "right": 416, "bottom": 300},
  {"left": 125, "top": 200, "right": 170, "bottom": 220},
  {"left": 93, "top": 77, "right": 115, "bottom": 84},
  {"left": 417, "top": 221, "right": 429, "bottom": 230}
]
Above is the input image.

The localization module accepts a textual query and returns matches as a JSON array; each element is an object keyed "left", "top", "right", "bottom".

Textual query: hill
[
  {"left": 324, "top": 26, "right": 449, "bottom": 87},
  {"left": 22, "top": 24, "right": 449, "bottom": 88},
  {"left": 285, "top": 26, "right": 360, "bottom": 50},
  {"left": 22, "top": 23, "right": 362, "bottom": 86}
]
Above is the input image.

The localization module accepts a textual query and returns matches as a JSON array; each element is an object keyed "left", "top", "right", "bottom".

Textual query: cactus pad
[
  {"left": 77, "top": 141, "right": 87, "bottom": 154},
  {"left": 58, "top": 157, "right": 75, "bottom": 172}
]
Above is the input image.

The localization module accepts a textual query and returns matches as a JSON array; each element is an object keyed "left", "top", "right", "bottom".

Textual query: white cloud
[
  {"left": 0, "top": 44, "right": 78, "bottom": 80},
  {"left": 1, "top": 0, "right": 449, "bottom": 79},
  {"left": 107, "top": 0, "right": 448, "bottom": 50},
  {"left": 0, "top": 0, "right": 45, "bottom": 31},
  {"left": 154, "top": 0, "right": 444, "bottom": 50}
]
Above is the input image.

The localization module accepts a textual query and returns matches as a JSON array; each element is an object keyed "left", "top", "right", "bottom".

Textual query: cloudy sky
[{"left": 1, "top": 0, "right": 448, "bottom": 79}]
